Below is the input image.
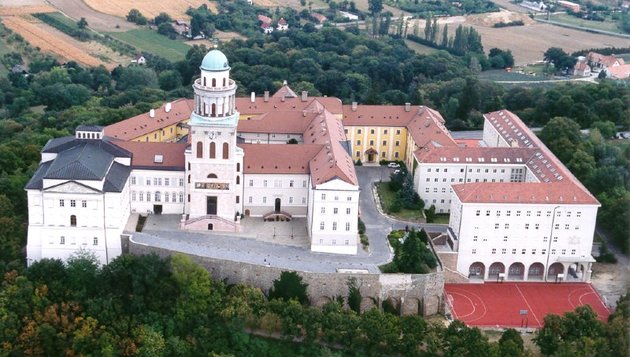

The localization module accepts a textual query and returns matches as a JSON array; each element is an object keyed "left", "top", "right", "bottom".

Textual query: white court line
[{"left": 515, "top": 284, "right": 541, "bottom": 327}]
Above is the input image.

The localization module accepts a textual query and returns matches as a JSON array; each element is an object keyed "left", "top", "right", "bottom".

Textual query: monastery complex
[{"left": 25, "top": 49, "right": 599, "bottom": 282}]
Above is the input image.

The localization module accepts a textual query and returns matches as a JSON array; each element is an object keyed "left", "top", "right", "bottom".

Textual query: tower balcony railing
[{"left": 194, "top": 78, "right": 236, "bottom": 92}]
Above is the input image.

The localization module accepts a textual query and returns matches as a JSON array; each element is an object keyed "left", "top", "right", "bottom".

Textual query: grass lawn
[
  {"left": 108, "top": 29, "right": 190, "bottom": 62},
  {"left": 404, "top": 39, "right": 439, "bottom": 55},
  {"left": 541, "top": 13, "right": 623, "bottom": 34},
  {"left": 432, "top": 214, "right": 450, "bottom": 224},
  {"left": 478, "top": 69, "right": 550, "bottom": 82},
  {"left": 376, "top": 182, "right": 423, "bottom": 221}
]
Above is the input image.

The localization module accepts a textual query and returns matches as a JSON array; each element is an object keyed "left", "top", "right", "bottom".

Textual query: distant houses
[
  {"left": 585, "top": 52, "right": 630, "bottom": 80},
  {"left": 311, "top": 13, "right": 327, "bottom": 25},
  {"left": 131, "top": 55, "right": 146, "bottom": 65},
  {"left": 339, "top": 11, "right": 359, "bottom": 21},
  {"left": 573, "top": 57, "right": 591, "bottom": 77},
  {"left": 258, "top": 15, "right": 289, "bottom": 34},
  {"left": 557, "top": 0, "right": 581, "bottom": 12}
]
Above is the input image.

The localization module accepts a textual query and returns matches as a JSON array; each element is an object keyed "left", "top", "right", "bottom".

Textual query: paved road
[{"left": 132, "top": 166, "right": 448, "bottom": 273}]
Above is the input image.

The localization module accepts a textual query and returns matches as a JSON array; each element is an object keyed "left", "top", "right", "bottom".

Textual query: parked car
[
  {"left": 393, "top": 169, "right": 401, "bottom": 174},
  {"left": 387, "top": 162, "right": 400, "bottom": 168}
]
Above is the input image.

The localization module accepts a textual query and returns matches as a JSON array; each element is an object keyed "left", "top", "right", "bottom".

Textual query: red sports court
[{"left": 445, "top": 282, "right": 610, "bottom": 328}]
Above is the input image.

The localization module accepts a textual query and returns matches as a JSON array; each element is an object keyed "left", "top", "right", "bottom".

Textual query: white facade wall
[
  {"left": 414, "top": 163, "right": 527, "bottom": 213},
  {"left": 242, "top": 174, "right": 309, "bottom": 216},
  {"left": 238, "top": 132, "right": 303, "bottom": 144},
  {"left": 26, "top": 180, "right": 130, "bottom": 266},
  {"left": 482, "top": 119, "right": 509, "bottom": 147},
  {"left": 129, "top": 169, "right": 185, "bottom": 214},
  {"left": 450, "top": 195, "right": 598, "bottom": 281},
  {"left": 309, "top": 179, "right": 360, "bottom": 255}
]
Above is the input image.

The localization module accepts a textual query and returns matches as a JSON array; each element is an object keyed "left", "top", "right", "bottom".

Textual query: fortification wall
[{"left": 129, "top": 238, "right": 444, "bottom": 316}]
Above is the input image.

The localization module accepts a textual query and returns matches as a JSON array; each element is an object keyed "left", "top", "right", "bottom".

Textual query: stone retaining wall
[{"left": 129, "top": 237, "right": 445, "bottom": 316}]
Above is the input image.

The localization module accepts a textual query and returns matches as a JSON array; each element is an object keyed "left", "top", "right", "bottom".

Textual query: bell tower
[{"left": 183, "top": 49, "right": 243, "bottom": 231}]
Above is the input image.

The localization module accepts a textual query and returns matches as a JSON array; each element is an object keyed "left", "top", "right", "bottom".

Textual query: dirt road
[{"left": 45, "top": 0, "right": 135, "bottom": 32}]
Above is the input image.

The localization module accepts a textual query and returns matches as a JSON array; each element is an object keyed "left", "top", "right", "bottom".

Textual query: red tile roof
[
  {"left": 406, "top": 106, "right": 457, "bottom": 149},
  {"left": 415, "top": 145, "right": 536, "bottom": 164},
  {"left": 240, "top": 144, "right": 321, "bottom": 174},
  {"left": 237, "top": 111, "right": 316, "bottom": 134},
  {"left": 445, "top": 110, "right": 599, "bottom": 205},
  {"left": 607, "top": 64, "right": 630, "bottom": 79},
  {"left": 104, "top": 98, "right": 193, "bottom": 141},
  {"left": 235, "top": 94, "right": 342, "bottom": 116},
  {"left": 452, "top": 182, "right": 598, "bottom": 205},
  {"left": 112, "top": 141, "right": 186, "bottom": 170},
  {"left": 342, "top": 104, "right": 417, "bottom": 127}
]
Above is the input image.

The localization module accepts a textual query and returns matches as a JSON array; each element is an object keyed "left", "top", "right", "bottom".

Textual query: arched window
[
  {"left": 222, "top": 78, "right": 226, "bottom": 87},
  {"left": 207, "top": 173, "right": 217, "bottom": 178},
  {"left": 203, "top": 77, "right": 206, "bottom": 86},
  {"left": 209, "top": 142, "right": 216, "bottom": 158},
  {"left": 223, "top": 142, "right": 229, "bottom": 159},
  {"left": 236, "top": 176, "right": 240, "bottom": 185},
  {"left": 196, "top": 141, "right": 203, "bottom": 158},
  {"left": 212, "top": 78, "right": 216, "bottom": 87},
  {"left": 70, "top": 215, "right": 77, "bottom": 227},
  {"left": 188, "top": 175, "right": 191, "bottom": 183},
  {"left": 211, "top": 103, "right": 216, "bottom": 117}
]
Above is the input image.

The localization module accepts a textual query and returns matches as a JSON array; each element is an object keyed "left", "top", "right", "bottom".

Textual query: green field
[
  {"left": 478, "top": 69, "right": 551, "bottom": 82},
  {"left": 376, "top": 182, "right": 424, "bottom": 221},
  {"left": 37, "top": 12, "right": 81, "bottom": 30},
  {"left": 108, "top": 29, "right": 190, "bottom": 62},
  {"left": 540, "top": 13, "right": 623, "bottom": 34},
  {"left": 404, "top": 39, "right": 439, "bottom": 55}
]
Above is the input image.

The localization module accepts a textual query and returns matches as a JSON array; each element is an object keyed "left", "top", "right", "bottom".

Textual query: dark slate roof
[
  {"left": 26, "top": 138, "right": 132, "bottom": 192},
  {"left": 25, "top": 161, "right": 52, "bottom": 190},
  {"left": 76, "top": 124, "right": 104, "bottom": 132},
  {"left": 103, "top": 162, "right": 131, "bottom": 192},
  {"left": 45, "top": 143, "right": 114, "bottom": 180}
]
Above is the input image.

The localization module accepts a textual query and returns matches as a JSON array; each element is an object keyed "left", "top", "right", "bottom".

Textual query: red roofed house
[
  {"left": 573, "top": 56, "right": 591, "bottom": 77},
  {"left": 587, "top": 51, "right": 625, "bottom": 70},
  {"left": 277, "top": 17, "right": 288, "bottom": 31}
]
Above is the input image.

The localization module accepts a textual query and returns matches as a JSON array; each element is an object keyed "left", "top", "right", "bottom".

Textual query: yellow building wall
[
  {"left": 131, "top": 120, "right": 190, "bottom": 143},
  {"left": 344, "top": 126, "right": 408, "bottom": 163}
]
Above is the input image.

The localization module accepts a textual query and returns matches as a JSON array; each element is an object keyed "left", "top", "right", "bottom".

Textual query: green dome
[{"left": 200, "top": 49, "right": 230, "bottom": 71}]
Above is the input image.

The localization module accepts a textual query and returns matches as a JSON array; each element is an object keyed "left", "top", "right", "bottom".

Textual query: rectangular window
[
  {"left": 357, "top": 129, "right": 362, "bottom": 134},
  {"left": 356, "top": 140, "right": 361, "bottom": 145},
  {"left": 303, "top": 180, "right": 307, "bottom": 188},
  {"left": 262, "top": 197, "right": 267, "bottom": 204},
  {"left": 236, "top": 196, "right": 240, "bottom": 204},
  {"left": 263, "top": 180, "right": 268, "bottom": 187},
  {"left": 382, "top": 140, "right": 387, "bottom": 145},
  {"left": 274, "top": 180, "right": 281, "bottom": 188},
  {"left": 486, "top": 210, "right": 490, "bottom": 216},
  {"left": 476, "top": 210, "right": 480, "bottom": 216},
  {"left": 139, "top": 192, "right": 144, "bottom": 201},
  {"left": 165, "top": 194, "right": 170, "bottom": 203},
  {"left": 495, "top": 223, "right": 499, "bottom": 229},
  {"left": 131, "top": 176, "right": 136, "bottom": 185},
  {"left": 512, "top": 249, "right": 516, "bottom": 254},
  {"left": 321, "top": 207, "right": 325, "bottom": 214},
  {"left": 346, "top": 222, "right": 350, "bottom": 231},
  {"left": 522, "top": 249, "right": 526, "bottom": 254},
  {"left": 60, "top": 236, "right": 65, "bottom": 245},
  {"left": 179, "top": 178, "right": 184, "bottom": 187},
  {"left": 302, "top": 197, "right": 306, "bottom": 204},
  {"left": 369, "top": 140, "right": 374, "bottom": 146},
  {"left": 249, "top": 179, "right": 253, "bottom": 187},
  {"left": 248, "top": 196, "right": 253, "bottom": 203},
  {"left": 289, "top": 180, "right": 294, "bottom": 187},
  {"left": 525, "top": 224, "right": 529, "bottom": 229},
  {"left": 179, "top": 193, "right": 184, "bottom": 203},
  {"left": 132, "top": 192, "right": 137, "bottom": 201},
  {"left": 146, "top": 192, "right": 151, "bottom": 202},
  {"left": 321, "top": 194, "right": 326, "bottom": 200},
  {"left": 165, "top": 178, "right": 170, "bottom": 186},
  {"left": 356, "top": 151, "right": 360, "bottom": 157},
  {"left": 320, "top": 222, "right": 325, "bottom": 230},
  {"left": 472, "top": 249, "right": 477, "bottom": 254},
  {"left": 370, "top": 129, "right": 375, "bottom": 134},
  {"left": 93, "top": 237, "right": 98, "bottom": 246},
  {"left": 80, "top": 200, "right": 86, "bottom": 208},
  {"left": 492, "top": 248, "right": 496, "bottom": 254},
  {"left": 473, "top": 236, "right": 478, "bottom": 241},
  {"left": 333, "top": 222, "right": 337, "bottom": 231},
  {"left": 70, "top": 200, "right": 76, "bottom": 207},
  {"left": 346, "top": 208, "right": 351, "bottom": 214},
  {"left": 503, "top": 236, "right": 508, "bottom": 242},
  {"left": 289, "top": 197, "right": 294, "bottom": 204},
  {"left": 502, "top": 248, "right": 506, "bottom": 254},
  {"left": 505, "top": 224, "right": 509, "bottom": 229},
  {"left": 333, "top": 208, "right": 338, "bottom": 214},
  {"left": 395, "top": 140, "right": 400, "bottom": 146}
]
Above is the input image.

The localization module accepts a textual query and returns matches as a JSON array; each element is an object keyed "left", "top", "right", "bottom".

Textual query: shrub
[
  {"left": 358, "top": 218, "right": 366, "bottom": 234},
  {"left": 268, "top": 271, "right": 309, "bottom": 305}
]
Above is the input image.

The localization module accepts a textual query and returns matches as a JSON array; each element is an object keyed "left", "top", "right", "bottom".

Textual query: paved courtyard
[{"left": 129, "top": 166, "right": 449, "bottom": 273}]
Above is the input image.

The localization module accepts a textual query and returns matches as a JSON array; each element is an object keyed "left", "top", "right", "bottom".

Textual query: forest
[
  {"left": 0, "top": 252, "right": 627, "bottom": 356},
  {"left": 0, "top": 6, "right": 628, "bottom": 354}
]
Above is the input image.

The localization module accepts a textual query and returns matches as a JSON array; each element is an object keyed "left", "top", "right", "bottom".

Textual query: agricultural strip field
[
  {"left": 466, "top": 22, "right": 630, "bottom": 65},
  {"left": 2, "top": 16, "right": 106, "bottom": 67},
  {"left": 404, "top": 40, "right": 439, "bottom": 55},
  {"left": 46, "top": 0, "right": 135, "bottom": 32},
  {"left": 108, "top": 29, "right": 190, "bottom": 62},
  {"left": 0, "top": 5, "right": 55, "bottom": 16},
  {"left": 83, "top": 0, "right": 217, "bottom": 20}
]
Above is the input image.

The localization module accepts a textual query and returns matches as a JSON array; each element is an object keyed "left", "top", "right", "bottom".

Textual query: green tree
[
  {"left": 347, "top": 278, "right": 361, "bottom": 313},
  {"left": 269, "top": 271, "right": 309, "bottom": 305},
  {"left": 127, "top": 9, "right": 148, "bottom": 25},
  {"left": 158, "top": 69, "right": 182, "bottom": 90},
  {"left": 539, "top": 116, "right": 582, "bottom": 163},
  {"left": 154, "top": 12, "right": 172, "bottom": 26},
  {"left": 499, "top": 328, "right": 525, "bottom": 356},
  {"left": 77, "top": 17, "right": 88, "bottom": 29},
  {"left": 116, "top": 66, "right": 158, "bottom": 90},
  {"left": 368, "top": 0, "right": 383, "bottom": 15}
]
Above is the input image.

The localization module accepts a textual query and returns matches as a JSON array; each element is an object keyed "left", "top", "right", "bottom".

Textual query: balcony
[{"left": 194, "top": 78, "right": 236, "bottom": 92}]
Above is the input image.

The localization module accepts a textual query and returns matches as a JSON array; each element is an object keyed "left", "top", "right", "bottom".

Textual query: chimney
[
  {"left": 281, "top": 95, "right": 286, "bottom": 102},
  {"left": 301, "top": 91, "right": 308, "bottom": 102},
  {"left": 250, "top": 92, "right": 255, "bottom": 103},
  {"left": 149, "top": 109, "right": 155, "bottom": 118},
  {"left": 264, "top": 91, "right": 269, "bottom": 102},
  {"left": 351, "top": 102, "right": 357, "bottom": 112},
  {"left": 165, "top": 102, "right": 172, "bottom": 113},
  {"left": 405, "top": 102, "right": 411, "bottom": 112}
]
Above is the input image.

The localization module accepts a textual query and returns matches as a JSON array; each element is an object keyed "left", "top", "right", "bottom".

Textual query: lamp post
[{"left": 544, "top": 205, "right": 561, "bottom": 282}]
